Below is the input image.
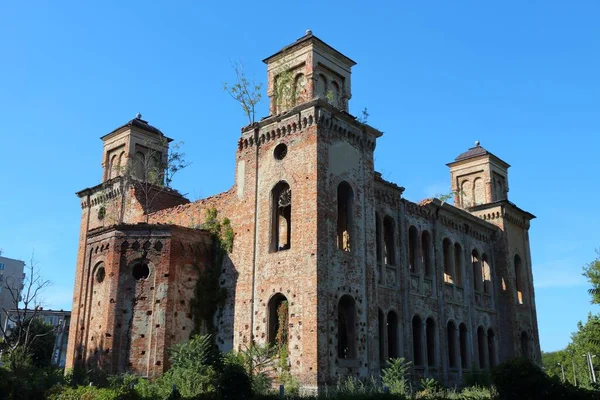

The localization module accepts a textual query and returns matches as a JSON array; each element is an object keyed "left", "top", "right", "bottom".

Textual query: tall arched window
[
  {"left": 271, "top": 182, "right": 291, "bottom": 252},
  {"left": 454, "top": 243, "right": 463, "bottom": 286},
  {"left": 408, "top": 226, "right": 418, "bottom": 273},
  {"left": 316, "top": 73, "right": 327, "bottom": 99},
  {"left": 294, "top": 73, "right": 306, "bottom": 104},
  {"left": 473, "top": 177, "right": 485, "bottom": 205},
  {"left": 412, "top": 315, "right": 423, "bottom": 366},
  {"left": 443, "top": 239, "right": 454, "bottom": 284},
  {"left": 520, "top": 331, "right": 529, "bottom": 359},
  {"left": 378, "top": 309, "right": 385, "bottom": 363},
  {"left": 459, "top": 323, "right": 469, "bottom": 369},
  {"left": 330, "top": 81, "right": 341, "bottom": 108},
  {"left": 383, "top": 216, "right": 396, "bottom": 265},
  {"left": 337, "top": 182, "right": 354, "bottom": 252},
  {"left": 461, "top": 180, "right": 472, "bottom": 207},
  {"left": 447, "top": 321, "right": 457, "bottom": 368},
  {"left": 387, "top": 311, "right": 399, "bottom": 359},
  {"left": 134, "top": 151, "right": 145, "bottom": 180},
  {"left": 477, "top": 326, "right": 487, "bottom": 368},
  {"left": 472, "top": 250, "right": 482, "bottom": 292},
  {"left": 375, "top": 212, "right": 382, "bottom": 263},
  {"left": 422, "top": 231, "right": 432, "bottom": 277},
  {"left": 338, "top": 295, "right": 356, "bottom": 359},
  {"left": 515, "top": 254, "right": 524, "bottom": 304},
  {"left": 268, "top": 294, "right": 288, "bottom": 347},
  {"left": 487, "top": 329, "right": 496, "bottom": 367},
  {"left": 426, "top": 318, "right": 436, "bottom": 367},
  {"left": 482, "top": 254, "right": 492, "bottom": 294},
  {"left": 109, "top": 154, "right": 118, "bottom": 179}
]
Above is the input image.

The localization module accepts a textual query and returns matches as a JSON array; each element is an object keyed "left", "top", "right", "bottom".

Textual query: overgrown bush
[{"left": 381, "top": 357, "right": 412, "bottom": 395}]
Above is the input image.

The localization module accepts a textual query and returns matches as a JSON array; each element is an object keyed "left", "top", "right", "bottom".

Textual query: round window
[
  {"left": 98, "top": 206, "right": 106, "bottom": 220},
  {"left": 132, "top": 261, "right": 150, "bottom": 280},
  {"left": 274, "top": 143, "right": 288, "bottom": 160}
]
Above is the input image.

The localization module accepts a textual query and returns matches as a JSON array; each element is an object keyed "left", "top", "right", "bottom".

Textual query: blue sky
[{"left": 0, "top": 1, "right": 598, "bottom": 352}]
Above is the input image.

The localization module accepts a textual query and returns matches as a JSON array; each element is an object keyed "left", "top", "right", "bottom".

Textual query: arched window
[
  {"left": 422, "top": 231, "right": 432, "bottom": 277},
  {"left": 487, "top": 329, "right": 496, "bottom": 367},
  {"left": 337, "top": 182, "right": 354, "bottom": 252},
  {"left": 383, "top": 216, "right": 396, "bottom": 265},
  {"left": 459, "top": 323, "right": 469, "bottom": 369},
  {"left": 412, "top": 315, "right": 423, "bottom": 366},
  {"left": 454, "top": 243, "right": 463, "bottom": 286},
  {"left": 134, "top": 151, "right": 145, "bottom": 180},
  {"left": 443, "top": 239, "right": 454, "bottom": 284},
  {"left": 477, "top": 326, "right": 487, "bottom": 368},
  {"left": 271, "top": 182, "right": 291, "bottom": 252},
  {"left": 268, "top": 294, "right": 288, "bottom": 347},
  {"left": 378, "top": 309, "right": 385, "bottom": 363},
  {"left": 94, "top": 261, "right": 106, "bottom": 284},
  {"left": 447, "top": 321, "right": 457, "bottom": 368},
  {"left": 472, "top": 250, "right": 482, "bottom": 292},
  {"left": 408, "top": 226, "right": 418, "bottom": 273},
  {"left": 514, "top": 254, "right": 524, "bottom": 304},
  {"left": 109, "top": 154, "right": 118, "bottom": 179},
  {"left": 338, "top": 295, "right": 356, "bottom": 359},
  {"left": 387, "top": 311, "right": 399, "bottom": 359},
  {"left": 482, "top": 254, "right": 492, "bottom": 294},
  {"left": 474, "top": 178, "right": 485, "bottom": 205},
  {"left": 117, "top": 151, "right": 125, "bottom": 176},
  {"left": 520, "top": 331, "right": 529, "bottom": 359},
  {"left": 294, "top": 73, "right": 306, "bottom": 105},
  {"left": 330, "top": 81, "right": 341, "bottom": 108},
  {"left": 426, "top": 318, "right": 436, "bottom": 367},
  {"left": 461, "top": 180, "right": 472, "bottom": 207},
  {"left": 316, "top": 73, "right": 327, "bottom": 99}
]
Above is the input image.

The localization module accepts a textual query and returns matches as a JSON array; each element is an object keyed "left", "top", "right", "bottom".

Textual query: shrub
[
  {"left": 381, "top": 357, "right": 412, "bottom": 395},
  {"left": 217, "top": 362, "right": 252, "bottom": 400}
]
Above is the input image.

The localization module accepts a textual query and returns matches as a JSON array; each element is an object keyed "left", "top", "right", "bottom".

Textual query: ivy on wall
[{"left": 190, "top": 208, "right": 234, "bottom": 335}]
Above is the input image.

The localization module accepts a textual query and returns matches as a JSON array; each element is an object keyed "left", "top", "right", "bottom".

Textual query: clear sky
[{"left": 0, "top": 1, "right": 598, "bottom": 353}]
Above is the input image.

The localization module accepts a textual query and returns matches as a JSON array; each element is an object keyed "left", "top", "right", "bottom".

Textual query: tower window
[
  {"left": 337, "top": 182, "right": 354, "bottom": 252},
  {"left": 95, "top": 262, "right": 106, "bottom": 284},
  {"left": 514, "top": 254, "right": 525, "bottom": 304},
  {"left": 408, "top": 226, "right": 418, "bottom": 273},
  {"left": 132, "top": 260, "right": 150, "bottom": 281},
  {"left": 375, "top": 213, "right": 382, "bottom": 263},
  {"left": 383, "top": 216, "right": 396, "bottom": 265},
  {"left": 338, "top": 295, "right": 356, "bottom": 359},
  {"left": 273, "top": 143, "right": 288, "bottom": 160},
  {"left": 271, "top": 181, "right": 291, "bottom": 252},
  {"left": 268, "top": 293, "right": 288, "bottom": 348}
]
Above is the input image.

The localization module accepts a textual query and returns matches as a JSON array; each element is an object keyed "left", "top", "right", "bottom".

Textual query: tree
[
  {"left": 583, "top": 249, "right": 600, "bottom": 304},
  {"left": 0, "top": 253, "right": 52, "bottom": 372},
  {"left": 223, "top": 61, "right": 263, "bottom": 125}
]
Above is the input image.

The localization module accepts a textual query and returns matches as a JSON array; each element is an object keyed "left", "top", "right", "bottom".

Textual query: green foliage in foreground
[{"left": 4, "top": 335, "right": 600, "bottom": 399}]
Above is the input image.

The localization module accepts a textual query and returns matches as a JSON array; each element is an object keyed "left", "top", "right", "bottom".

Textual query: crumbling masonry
[{"left": 66, "top": 33, "right": 541, "bottom": 391}]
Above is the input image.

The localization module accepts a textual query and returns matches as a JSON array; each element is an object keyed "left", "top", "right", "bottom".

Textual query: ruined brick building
[{"left": 66, "top": 32, "right": 541, "bottom": 390}]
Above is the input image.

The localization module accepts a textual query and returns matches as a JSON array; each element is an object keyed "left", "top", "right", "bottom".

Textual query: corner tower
[
  {"left": 100, "top": 113, "right": 171, "bottom": 182},
  {"left": 263, "top": 29, "right": 356, "bottom": 115},
  {"left": 447, "top": 143, "right": 541, "bottom": 364}
]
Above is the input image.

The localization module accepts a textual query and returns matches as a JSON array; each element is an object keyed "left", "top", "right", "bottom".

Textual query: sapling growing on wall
[{"left": 223, "top": 61, "right": 263, "bottom": 125}]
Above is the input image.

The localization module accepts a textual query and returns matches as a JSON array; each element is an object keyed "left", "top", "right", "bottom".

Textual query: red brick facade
[{"left": 66, "top": 33, "right": 541, "bottom": 391}]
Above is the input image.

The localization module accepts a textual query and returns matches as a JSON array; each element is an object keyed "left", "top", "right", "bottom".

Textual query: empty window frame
[
  {"left": 271, "top": 181, "right": 292, "bottom": 252},
  {"left": 268, "top": 293, "right": 289, "bottom": 347},
  {"left": 383, "top": 216, "right": 396, "bottom": 265},
  {"left": 408, "top": 225, "right": 418, "bottom": 273},
  {"left": 338, "top": 295, "right": 356, "bottom": 359},
  {"left": 337, "top": 182, "right": 354, "bottom": 252}
]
